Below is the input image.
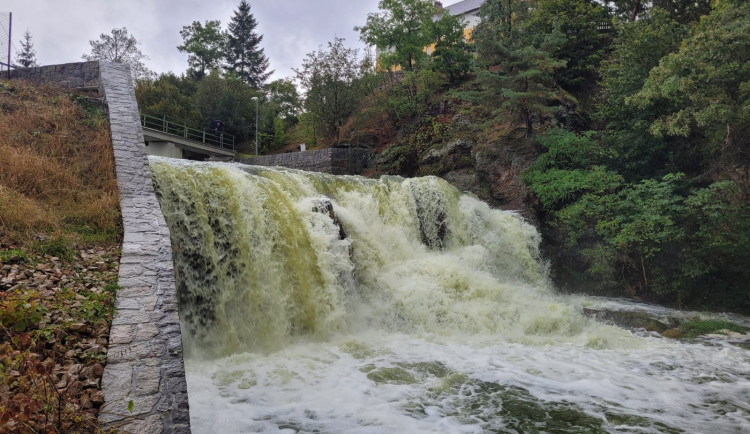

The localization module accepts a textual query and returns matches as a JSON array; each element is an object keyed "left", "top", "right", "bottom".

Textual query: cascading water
[{"left": 150, "top": 157, "right": 750, "bottom": 433}]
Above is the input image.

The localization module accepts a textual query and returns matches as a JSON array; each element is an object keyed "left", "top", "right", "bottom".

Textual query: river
[{"left": 150, "top": 158, "right": 750, "bottom": 433}]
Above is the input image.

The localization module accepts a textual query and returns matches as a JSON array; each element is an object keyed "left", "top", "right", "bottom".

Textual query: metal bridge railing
[{"left": 140, "top": 113, "right": 235, "bottom": 151}]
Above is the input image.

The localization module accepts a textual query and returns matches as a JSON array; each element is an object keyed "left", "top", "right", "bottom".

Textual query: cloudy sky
[{"left": 3, "top": 0, "right": 385, "bottom": 81}]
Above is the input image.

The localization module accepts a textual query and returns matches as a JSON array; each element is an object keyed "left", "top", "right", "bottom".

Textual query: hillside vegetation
[
  {"left": 0, "top": 80, "right": 122, "bottom": 432},
  {"left": 133, "top": 0, "right": 748, "bottom": 313},
  {"left": 345, "top": 0, "right": 750, "bottom": 313}
]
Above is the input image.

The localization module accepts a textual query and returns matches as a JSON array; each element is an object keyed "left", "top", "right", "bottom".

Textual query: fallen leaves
[{"left": 0, "top": 243, "right": 120, "bottom": 433}]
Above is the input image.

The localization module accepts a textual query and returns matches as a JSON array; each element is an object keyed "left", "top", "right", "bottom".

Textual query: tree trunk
[{"left": 629, "top": 0, "right": 641, "bottom": 22}]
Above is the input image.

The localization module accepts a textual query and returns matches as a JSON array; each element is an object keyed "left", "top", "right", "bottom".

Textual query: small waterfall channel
[{"left": 150, "top": 157, "right": 750, "bottom": 433}]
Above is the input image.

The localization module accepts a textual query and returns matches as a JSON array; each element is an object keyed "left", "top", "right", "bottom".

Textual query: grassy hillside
[{"left": 0, "top": 80, "right": 122, "bottom": 432}]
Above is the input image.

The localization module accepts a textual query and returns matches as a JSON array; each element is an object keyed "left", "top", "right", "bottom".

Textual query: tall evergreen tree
[
  {"left": 224, "top": 1, "right": 271, "bottom": 88},
  {"left": 16, "top": 30, "right": 39, "bottom": 68}
]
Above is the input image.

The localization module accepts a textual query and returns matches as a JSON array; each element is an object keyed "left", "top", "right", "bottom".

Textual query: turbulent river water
[{"left": 150, "top": 157, "right": 750, "bottom": 434}]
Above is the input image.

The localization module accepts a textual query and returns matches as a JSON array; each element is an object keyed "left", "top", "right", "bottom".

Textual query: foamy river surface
[{"left": 149, "top": 158, "right": 750, "bottom": 433}]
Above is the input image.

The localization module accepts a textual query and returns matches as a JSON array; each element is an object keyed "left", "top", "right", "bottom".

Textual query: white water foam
[{"left": 149, "top": 159, "right": 750, "bottom": 433}]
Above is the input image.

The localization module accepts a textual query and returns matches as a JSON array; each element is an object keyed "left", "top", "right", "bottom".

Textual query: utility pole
[{"left": 6, "top": 12, "right": 11, "bottom": 78}]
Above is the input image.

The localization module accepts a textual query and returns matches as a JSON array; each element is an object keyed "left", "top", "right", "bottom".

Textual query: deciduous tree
[
  {"left": 82, "top": 27, "right": 154, "bottom": 80},
  {"left": 178, "top": 20, "right": 226, "bottom": 80},
  {"left": 429, "top": 10, "right": 472, "bottom": 83},
  {"left": 356, "top": 0, "right": 436, "bottom": 71},
  {"left": 295, "top": 37, "right": 369, "bottom": 141},
  {"left": 630, "top": 0, "right": 750, "bottom": 172}
]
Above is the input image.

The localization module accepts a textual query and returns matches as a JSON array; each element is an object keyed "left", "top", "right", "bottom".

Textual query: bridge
[{"left": 140, "top": 113, "right": 237, "bottom": 160}]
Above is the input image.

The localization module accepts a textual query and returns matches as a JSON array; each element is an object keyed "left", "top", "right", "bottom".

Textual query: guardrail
[{"left": 140, "top": 113, "right": 235, "bottom": 151}]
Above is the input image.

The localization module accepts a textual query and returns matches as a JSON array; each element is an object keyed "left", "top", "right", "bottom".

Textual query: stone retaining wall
[
  {"left": 97, "top": 62, "right": 190, "bottom": 433},
  {"left": 237, "top": 147, "right": 371, "bottom": 175},
  {"left": 7, "top": 61, "right": 101, "bottom": 89}
]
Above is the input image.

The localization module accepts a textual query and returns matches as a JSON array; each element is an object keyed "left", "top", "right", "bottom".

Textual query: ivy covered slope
[{"left": 0, "top": 80, "right": 122, "bottom": 432}]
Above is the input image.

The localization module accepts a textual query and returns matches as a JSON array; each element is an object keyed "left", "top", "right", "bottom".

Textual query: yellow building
[{"left": 426, "top": 0, "right": 482, "bottom": 56}]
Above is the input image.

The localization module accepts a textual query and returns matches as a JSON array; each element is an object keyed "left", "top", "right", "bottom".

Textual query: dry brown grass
[{"left": 0, "top": 80, "right": 120, "bottom": 246}]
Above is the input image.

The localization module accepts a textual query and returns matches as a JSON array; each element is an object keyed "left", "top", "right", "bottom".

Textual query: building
[
  {"left": 425, "top": 0, "right": 483, "bottom": 56},
  {"left": 438, "top": 0, "right": 483, "bottom": 33}
]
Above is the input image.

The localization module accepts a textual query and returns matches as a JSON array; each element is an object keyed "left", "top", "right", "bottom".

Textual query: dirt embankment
[{"left": 0, "top": 79, "right": 122, "bottom": 432}]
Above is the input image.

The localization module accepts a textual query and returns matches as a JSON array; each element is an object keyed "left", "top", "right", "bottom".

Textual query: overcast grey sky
[{"left": 3, "top": 0, "right": 383, "bottom": 81}]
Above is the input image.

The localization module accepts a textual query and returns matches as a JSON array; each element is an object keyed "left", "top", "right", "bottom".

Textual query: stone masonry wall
[
  {"left": 7, "top": 61, "right": 101, "bottom": 89},
  {"left": 96, "top": 63, "right": 190, "bottom": 433},
  {"left": 237, "top": 147, "right": 371, "bottom": 175}
]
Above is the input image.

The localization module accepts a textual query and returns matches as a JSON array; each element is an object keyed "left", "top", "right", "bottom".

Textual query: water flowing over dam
[{"left": 150, "top": 157, "right": 750, "bottom": 433}]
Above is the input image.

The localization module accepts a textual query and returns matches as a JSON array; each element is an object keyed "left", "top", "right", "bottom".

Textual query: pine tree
[
  {"left": 16, "top": 30, "right": 39, "bottom": 68},
  {"left": 468, "top": 0, "right": 566, "bottom": 137},
  {"left": 224, "top": 1, "right": 271, "bottom": 88}
]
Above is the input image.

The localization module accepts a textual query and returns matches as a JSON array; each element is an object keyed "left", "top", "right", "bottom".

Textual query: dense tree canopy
[{"left": 356, "top": 0, "right": 436, "bottom": 71}]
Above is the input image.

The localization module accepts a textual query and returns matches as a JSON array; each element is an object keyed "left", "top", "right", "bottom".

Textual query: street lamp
[{"left": 251, "top": 96, "right": 259, "bottom": 157}]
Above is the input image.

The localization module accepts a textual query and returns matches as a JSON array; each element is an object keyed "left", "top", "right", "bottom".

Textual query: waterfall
[
  {"left": 150, "top": 158, "right": 597, "bottom": 357},
  {"left": 149, "top": 157, "right": 750, "bottom": 433}
]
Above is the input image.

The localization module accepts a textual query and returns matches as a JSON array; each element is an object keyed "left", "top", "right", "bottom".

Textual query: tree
[
  {"left": 630, "top": 0, "right": 750, "bottom": 173},
  {"left": 526, "top": 0, "right": 611, "bottom": 90},
  {"left": 652, "top": 0, "right": 712, "bottom": 24},
  {"left": 469, "top": 1, "right": 567, "bottom": 137},
  {"left": 607, "top": 0, "right": 712, "bottom": 23},
  {"left": 356, "top": 0, "right": 436, "bottom": 71},
  {"left": 178, "top": 20, "right": 226, "bottom": 80},
  {"left": 263, "top": 79, "right": 302, "bottom": 150},
  {"left": 595, "top": 8, "right": 687, "bottom": 179},
  {"left": 295, "top": 37, "right": 369, "bottom": 141},
  {"left": 15, "top": 30, "right": 38, "bottom": 68},
  {"left": 82, "top": 27, "right": 154, "bottom": 80},
  {"left": 136, "top": 73, "right": 202, "bottom": 126},
  {"left": 429, "top": 10, "right": 472, "bottom": 83},
  {"left": 194, "top": 70, "right": 260, "bottom": 143},
  {"left": 472, "top": 0, "right": 523, "bottom": 67},
  {"left": 224, "top": 0, "right": 272, "bottom": 88}
]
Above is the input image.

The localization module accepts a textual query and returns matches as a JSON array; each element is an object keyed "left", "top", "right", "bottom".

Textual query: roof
[{"left": 444, "top": 0, "right": 483, "bottom": 16}]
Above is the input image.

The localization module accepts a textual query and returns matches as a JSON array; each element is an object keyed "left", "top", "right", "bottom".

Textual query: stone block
[
  {"left": 109, "top": 325, "right": 136, "bottom": 345},
  {"left": 134, "top": 365, "right": 161, "bottom": 396}
]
